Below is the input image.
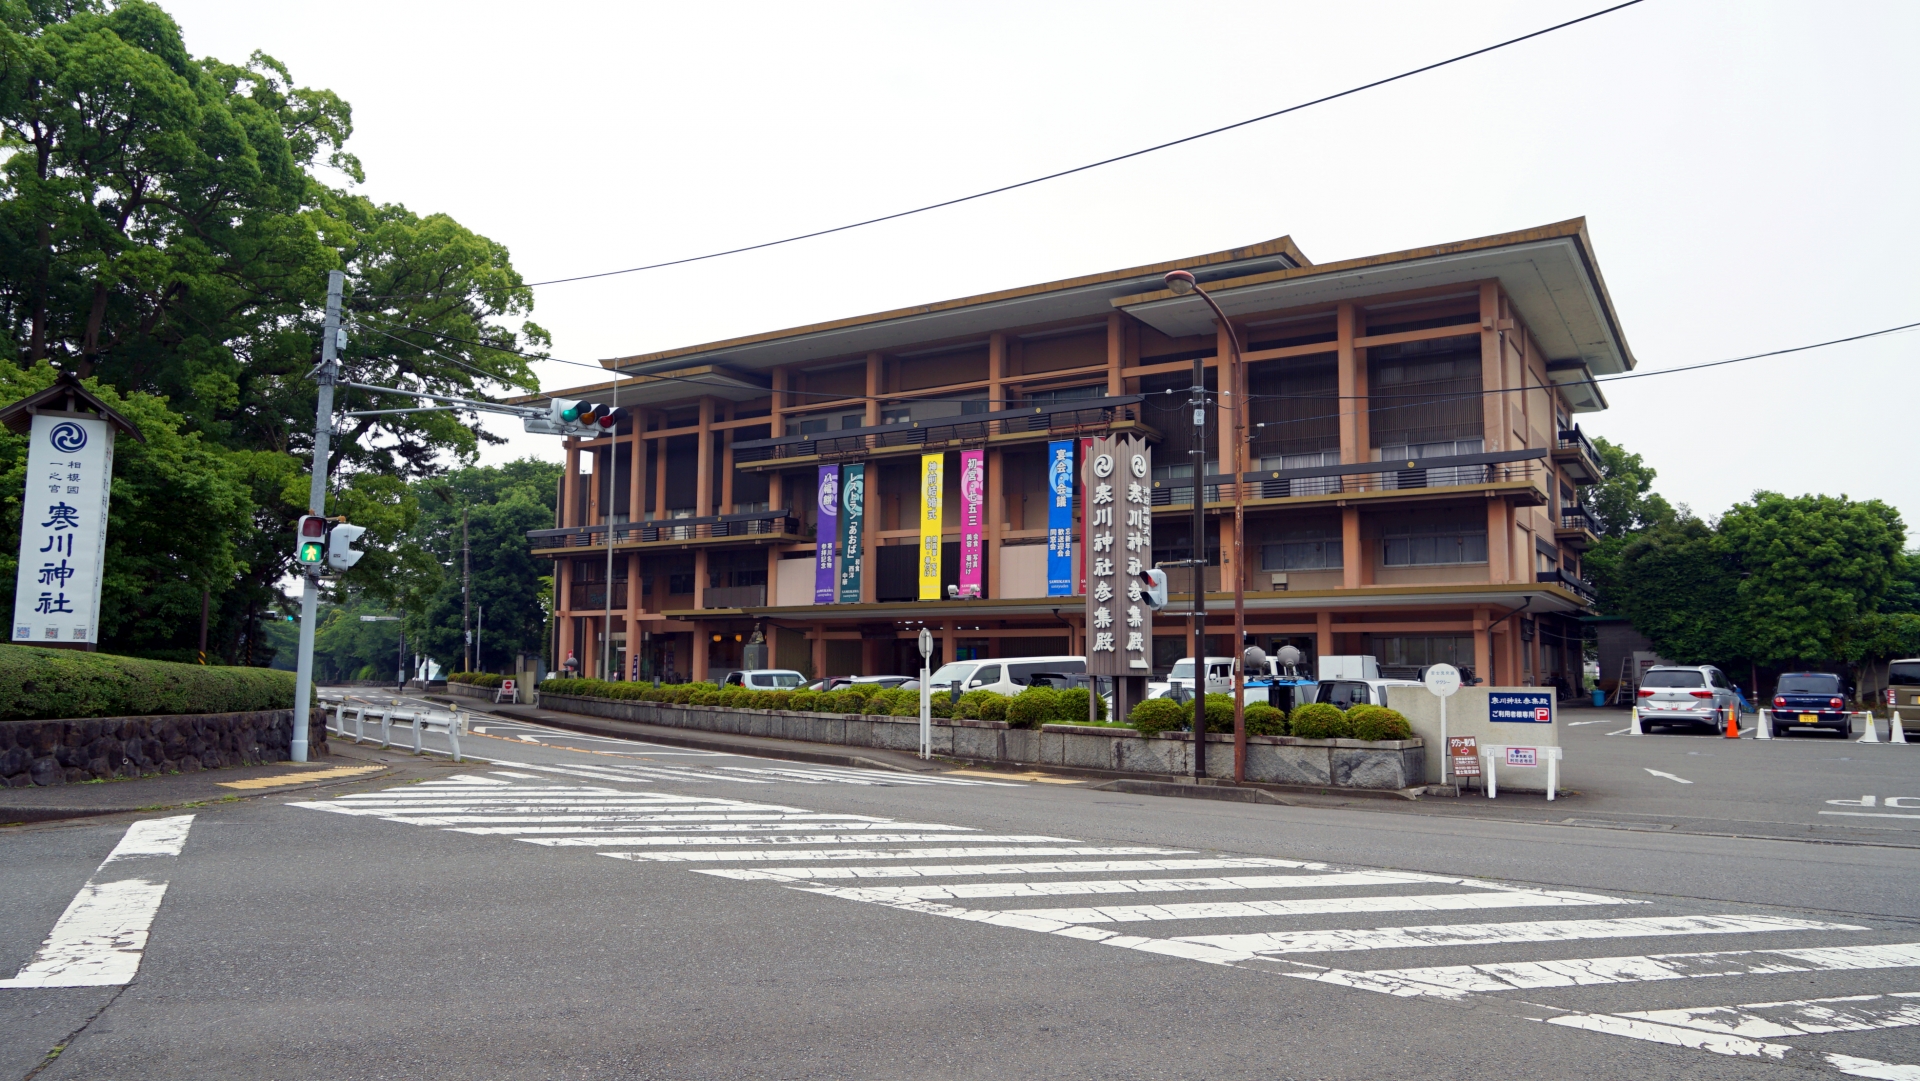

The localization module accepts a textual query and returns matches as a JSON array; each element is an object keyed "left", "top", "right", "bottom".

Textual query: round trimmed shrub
[
  {"left": 787, "top": 689, "right": 821, "bottom": 712},
  {"left": 1127, "top": 696, "right": 1186, "bottom": 735},
  {"left": 688, "top": 686, "right": 722, "bottom": 705},
  {"left": 1052, "top": 687, "right": 1108, "bottom": 723},
  {"left": 1201, "top": 693, "right": 1234, "bottom": 733},
  {"left": 1006, "top": 686, "right": 1059, "bottom": 729},
  {"left": 1243, "top": 702, "right": 1287, "bottom": 736},
  {"left": 1289, "top": 701, "right": 1352, "bottom": 739},
  {"left": 954, "top": 689, "right": 998, "bottom": 720},
  {"left": 863, "top": 689, "right": 897, "bottom": 714},
  {"left": 1350, "top": 707, "right": 1412, "bottom": 742},
  {"left": 975, "top": 694, "right": 1009, "bottom": 723},
  {"left": 843, "top": 681, "right": 881, "bottom": 701},
  {"left": 929, "top": 690, "right": 955, "bottom": 719}
]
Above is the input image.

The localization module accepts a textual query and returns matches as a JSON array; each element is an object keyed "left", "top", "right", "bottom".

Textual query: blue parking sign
[{"left": 1489, "top": 691, "right": 1554, "bottom": 723}]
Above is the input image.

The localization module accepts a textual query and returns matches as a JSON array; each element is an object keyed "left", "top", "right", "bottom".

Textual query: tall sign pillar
[
  {"left": 1084, "top": 435, "right": 1152, "bottom": 723},
  {"left": 4, "top": 374, "right": 143, "bottom": 649}
]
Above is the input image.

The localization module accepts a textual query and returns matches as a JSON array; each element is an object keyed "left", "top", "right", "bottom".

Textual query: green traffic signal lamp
[
  {"left": 561, "top": 403, "right": 581, "bottom": 421},
  {"left": 295, "top": 515, "right": 328, "bottom": 565},
  {"left": 299, "top": 540, "right": 324, "bottom": 563}
]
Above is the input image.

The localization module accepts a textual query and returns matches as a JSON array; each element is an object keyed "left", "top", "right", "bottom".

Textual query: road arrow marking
[{"left": 1645, "top": 769, "right": 1693, "bottom": 784}]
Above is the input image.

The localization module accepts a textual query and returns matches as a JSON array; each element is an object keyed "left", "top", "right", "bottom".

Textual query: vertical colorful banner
[
  {"left": 814, "top": 465, "right": 838, "bottom": 604},
  {"left": 1046, "top": 440, "right": 1075, "bottom": 597},
  {"left": 958, "top": 450, "right": 984, "bottom": 599},
  {"left": 918, "top": 452, "right": 943, "bottom": 601},
  {"left": 838, "top": 463, "right": 865, "bottom": 603}
]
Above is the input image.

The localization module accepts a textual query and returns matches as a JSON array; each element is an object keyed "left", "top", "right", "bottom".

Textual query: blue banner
[
  {"left": 1489, "top": 691, "right": 1555, "bottom": 723},
  {"left": 1046, "top": 440, "right": 1075, "bottom": 596}
]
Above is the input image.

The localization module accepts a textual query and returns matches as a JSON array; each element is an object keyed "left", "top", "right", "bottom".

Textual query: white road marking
[
  {"left": 1645, "top": 768, "right": 1694, "bottom": 784},
  {"left": 1566, "top": 719, "right": 1612, "bottom": 726},
  {"left": 1319, "top": 941, "right": 1920, "bottom": 996},
  {"left": 0, "top": 816, "right": 195, "bottom": 988},
  {"left": 1605, "top": 728, "right": 1632, "bottom": 736},
  {"left": 693, "top": 858, "right": 1323, "bottom": 882},
  {"left": 794, "top": 870, "right": 1459, "bottom": 903},
  {"left": 1175, "top": 914, "right": 1863, "bottom": 955},
  {"left": 547, "top": 832, "right": 1071, "bottom": 847},
  {"left": 608, "top": 846, "right": 1189, "bottom": 863},
  {"left": 990, "top": 888, "right": 1633, "bottom": 925},
  {"left": 1545, "top": 1012, "right": 1791, "bottom": 1060},
  {"left": 1618, "top": 991, "right": 1920, "bottom": 1038},
  {"left": 1821, "top": 811, "right": 1920, "bottom": 820}
]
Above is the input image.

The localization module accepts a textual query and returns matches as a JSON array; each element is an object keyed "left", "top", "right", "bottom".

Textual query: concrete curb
[
  {"left": 1092, "top": 779, "right": 1294, "bottom": 805},
  {"left": 487, "top": 705, "right": 940, "bottom": 775},
  {"left": 0, "top": 755, "right": 396, "bottom": 825}
]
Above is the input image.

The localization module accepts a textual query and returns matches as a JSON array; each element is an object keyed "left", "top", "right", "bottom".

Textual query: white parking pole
[
  {"left": 448, "top": 710, "right": 463, "bottom": 763},
  {"left": 379, "top": 709, "right": 393, "bottom": 749},
  {"left": 1860, "top": 711, "right": 1881, "bottom": 744},
  {"left": 1547, "top": 747, "right": 1559, "bottom": 801},
  {"left": 332, "top": 700, "right": 346, "bottom": 737},
  {"left": 1894, "top": 711, "right": 1908, "bottom": 744},
  {"left": 352, "top": 707, "right": 365, "bottom": 744},
  {"left": 1483, "top": 749, "right": 1498, "bottom": 799},
  {"left": 1629, "top": 706, "right": 1642, "bottom": 736}
]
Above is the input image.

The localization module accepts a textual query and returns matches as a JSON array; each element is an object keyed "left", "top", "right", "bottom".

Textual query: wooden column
[
  {"left": 865, "top": 352, "right": 882, "bottom": 426},
  {"left": 942, "top": 619, "right": 957, "bottom": 669},
  {"left": 720, "top": 403, "right": 736, "bottom": 515},
  {"left": 1106, "top": 313, "right": 1125, "bottom": 396},
  {"left": 811, "top": 622, "right": 826, "bottom": 680},
  {"left": 985, "top": 448, "right": 1004, "bottom": 599},
  {"left": 653, "top": 418, "right": 667, "bottom": 521},
  {"left": 860, "top": 462, "right": 878, "bottom": 604},
  {"left": 629, "top": 431, "right": 645, "bottom": 624},
  {"left": 1479, "top": 283, "right": 1503, "bottom": 451},
  {"left": 695, "top": 398, "right": 714, "bottom": 517},
  {"left": 1341, "top": 507, "right": 1362, "bottom": 590},
  {"left": 1336, "top": 302, "right": 1366, "bottom": 465},
  {"left": 1316, "top": 609, "right": 1333, "bottom": 661},
  {"left": 767, "top": 371, "right": 788, "bottom": 601},
  {"left": 1473, "top": 607, "right": 1491, "bottom": 683},
  {"left": 1215, "top": 320, "right": 1240, "bottom": 594},
  {"left": 693, "top": 548, "right": 708, "bottom": 611},
  {"left": 692, "top": 622, "right": 708, "bottom": 682},
  {"left": 1486, "top": 501, "right": 1510, "bottom": 583}
]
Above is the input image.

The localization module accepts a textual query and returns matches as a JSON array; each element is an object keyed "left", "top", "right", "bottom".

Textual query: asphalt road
[{"left": 2, "top": 696, "right": 1917, "bottom": 1080}]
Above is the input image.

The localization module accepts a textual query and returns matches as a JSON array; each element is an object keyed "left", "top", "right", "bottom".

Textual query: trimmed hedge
[
  {"left": 448, "top": 671, "right": 504, "bottom": 688},
  {"left": 1127, "top": 696, "right": 1186, "bottom": 734},
  {"left": 1243, "top": 702, "right": 1287, "bottom": 736},
  {"left": 0, "top": 644, "right": 294, "bottom": 721},
  {"left": 1346, "top": 705, "right": 1413, "bottom": 741},
  {"left": 1289, "top": 701, "right": 1352, "bottom": 739}
]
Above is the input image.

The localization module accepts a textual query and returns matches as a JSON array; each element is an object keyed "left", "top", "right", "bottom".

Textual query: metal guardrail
[
  {"left": 732, "top": 395, "right": 1147, "bottom": 463},
  {"left": 528, "top": 510, "right": 799, "bottom": 551},
  {"left": 1559, "top": 509, "right": 1595, "bottom": 533},
  {"left": 320, "top": 693, "right": 464, "bottom": 762}
]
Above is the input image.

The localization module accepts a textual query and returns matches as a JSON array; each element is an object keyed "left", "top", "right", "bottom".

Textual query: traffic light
[
  {"left": 523, "top": 397, "right": 625, "bottom": 437},
  {"left": 326, "top": 523, "right": 368, "bottom": 572},
  {"left": 295, "top": 515, "right": 327, "bottom": 566},
  {"left": 1141, "top": 567, "right": 1169, "bottom": 610}
]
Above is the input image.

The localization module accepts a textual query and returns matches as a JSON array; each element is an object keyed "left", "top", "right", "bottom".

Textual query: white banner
[{"left": 12, "top": 413, "right": 113, "bottom": 645}]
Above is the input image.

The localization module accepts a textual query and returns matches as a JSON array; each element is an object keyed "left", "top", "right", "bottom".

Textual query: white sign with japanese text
[
  {"left": 1084, "top": 434, "right": 1151, "bottom": 676},
  {"left": 12, "top": 413, "right": 112, "bottom": 645}
]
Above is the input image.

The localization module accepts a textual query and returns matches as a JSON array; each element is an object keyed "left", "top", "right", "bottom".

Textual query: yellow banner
[{"left": 919, "top": 452, "right": 943, "bottom": 600}]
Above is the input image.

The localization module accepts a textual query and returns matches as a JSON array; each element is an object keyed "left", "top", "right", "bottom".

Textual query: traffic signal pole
[{"left": 291, "top": 270, "right": 344, "bottom": 763}]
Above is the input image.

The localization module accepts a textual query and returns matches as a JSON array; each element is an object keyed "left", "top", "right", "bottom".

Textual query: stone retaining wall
[
  {"left": 536, "top": 694, "right": 1423, "bottom": 790},
  {"left": 0, "top": 708, "right": 326, "bottom": 787}
]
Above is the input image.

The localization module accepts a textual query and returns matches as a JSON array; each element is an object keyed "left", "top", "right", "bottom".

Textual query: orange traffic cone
[{"left": 1724, "top": 705, "right": 1740, "bottom": 738}]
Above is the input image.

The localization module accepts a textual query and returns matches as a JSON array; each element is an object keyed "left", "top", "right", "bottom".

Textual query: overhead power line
[{"left": 357, "top": 0, "right": 1648, "bottom": 302}]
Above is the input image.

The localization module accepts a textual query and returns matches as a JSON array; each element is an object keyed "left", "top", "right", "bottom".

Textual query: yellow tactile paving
[
  {"left": 944, "top": 770, "right": 1084, "bottom": 785},
  {"left": 217, "top": 764, "right": 386, "bottom": 790}
]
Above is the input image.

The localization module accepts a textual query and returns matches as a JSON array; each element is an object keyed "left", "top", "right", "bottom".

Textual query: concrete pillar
[
  {"left": 692, "top": 622, "right": 709, "bottom": 683},
  {"left": 811, "top": 622, "right": 826, "bottom": 680},
  {"left": 1479, "top": 283, "right": 1503, "bottom": 451},
  {"left": 865, "top": 352, "right": 883, "bottom": 427},
  {"left": 720, "top": 405, "right": 735, "bottom": 515},
  {"left": 1473, "top": 607, "right": 1491, "bottom": 684},
  {"left": 1316, "top": 610, "right": 1333, "bottom": 663},
  {"left": 1342, "top": 507, "right": 1362, "bottom": 590},
  {"left": 985, "top": 448, "right": 1003, "bottom": 600},
  {"left": 1487, "top": 501, "right": 1510, "bottom": 583},
  {"left": 1336, "top": 302, "right": 1366, "bottom": 465},
  {"left": 693, "top": 548, "right": 708, "bottom": 611}
]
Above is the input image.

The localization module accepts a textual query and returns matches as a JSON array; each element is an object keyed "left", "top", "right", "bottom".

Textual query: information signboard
[
  {"left": 1447, "top": 735, "right": 1480, "bottom": 777},
  {"left": 1489, "top": 690, "right": 1555, "bottom": 723}
]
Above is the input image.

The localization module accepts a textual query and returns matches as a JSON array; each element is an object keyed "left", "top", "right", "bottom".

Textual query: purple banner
[
  {"left": 959, "top": 450, "right": 984, "bottom": 598},
  {"left": 815, "top": 465, "right": 839, "bottom": 604}
]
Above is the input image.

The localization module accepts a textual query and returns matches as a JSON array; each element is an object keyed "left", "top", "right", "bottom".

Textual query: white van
[
  {"left": 927, "top": 656, "right": 1086, "bottom": 698},
  {"left": 1314, "top": 677, "right": 1425, "bottom": 710},
  {"left": 1167, "top": 657, "right": 1237, "bottom": 696}
]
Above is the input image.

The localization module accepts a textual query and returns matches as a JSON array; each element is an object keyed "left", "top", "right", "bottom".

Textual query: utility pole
[
  {"left": 476, "top": 603, "right": 484, "bottom": 674},
  {"left": 291, "top": 269, "right": 344, "bottom": 764},
  {"left": 462, "top": 505, "right": 471, "bottom": 672},
  {"left": 603, "top": 378, "right": 619, "bottom": 681},
  {"left": 1188, "top": 323, "right": 1209, "bottom": 779}
]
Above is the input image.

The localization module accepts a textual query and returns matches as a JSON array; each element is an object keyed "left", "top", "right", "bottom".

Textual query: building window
[
  {"left": 1026, "top": 384, "right": 1105, "bottom": 408},
  {"left": 667, "top": 573, "right": 695, "bottom": 594},
  {"left": 1379, "top": 508, "right": 1488, "bottom": 566},
  {"left": 1366, "top": 634, "right": 1476, "bottom": 678},
  {"left": 1262, "top": 536, "right": 1343, "bottom": 571}
]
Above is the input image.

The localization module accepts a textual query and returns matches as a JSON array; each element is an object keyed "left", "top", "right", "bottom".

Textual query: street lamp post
[{"left": 1164, "top": 270, "right": 1248, "bottom": 782}]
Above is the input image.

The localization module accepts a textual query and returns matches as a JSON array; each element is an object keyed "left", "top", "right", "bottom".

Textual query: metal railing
[
  {"left": 1536, "top": 568, "right": 1597, "bottom": 604},
  {"left": 319, "top": 693, "right": 465, "bottom": 762},
  {"left": 702, "top": 584, "right": 767, "bottom": 609},
  {"left": 1559, "top": 509, "right": 1595, "bottom": 533},
  {"left": 732, "top": 395, "right": 1147, "bottom": 463},
  {"left": 528, "top": 510, "right": 799, "bottom": 550},
  {"left": 568, "top": 582, "right": 629, "bottom": 610},
  {"left": 1150, "top": 448, "right": 1547, "bottom": 507},
  {"left": 1557, "top": 425, "right": 1601, "bottom": 466}
]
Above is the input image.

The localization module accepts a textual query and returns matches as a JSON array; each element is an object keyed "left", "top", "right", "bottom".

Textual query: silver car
[{"left": 1635, "top": 665, "right": 1740, "bottom": 733}]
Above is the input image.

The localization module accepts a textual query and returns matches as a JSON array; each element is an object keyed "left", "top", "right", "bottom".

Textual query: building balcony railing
[
  {"left": 1150, "top": 449, "right": 1549, "bottom": 508},
  {"left": 1555, "top": 507, "right": 1598, "bottom": 550},
  {"left": 731, "top": 395, "right": 1149, "bottom": 466},
  {"left": 528, "top": 509, "right": 800, "bottom": 552},
  {"left": 1537, "top": 567, "right": 1598, "bottom": 605},
  {"left": 1553, "top": 425, "right": 1602, "bottom": 483}
]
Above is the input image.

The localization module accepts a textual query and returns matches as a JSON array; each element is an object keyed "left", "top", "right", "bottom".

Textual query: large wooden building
[{"left": 524, "top": 219, "right": 1627, "bottom": 689}]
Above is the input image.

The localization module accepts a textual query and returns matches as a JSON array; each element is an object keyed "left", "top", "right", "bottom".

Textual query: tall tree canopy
[{"left": 0, "top": 0, "right": 549, "bottom": 660}]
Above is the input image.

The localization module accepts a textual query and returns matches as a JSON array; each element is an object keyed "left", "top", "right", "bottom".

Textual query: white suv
[
  {"left": 930, "top": 657, "right": 1086, "bottom": 698},
  {"left": 1636, "top": 665, "right": 1740, "bottom": 733}
]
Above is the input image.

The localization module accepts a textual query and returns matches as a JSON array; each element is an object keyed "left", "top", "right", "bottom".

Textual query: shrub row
[
  {"left": 0, "top": 644, "right": 295, "bottom": 721},
  {"left": 447, "top": 671, "right": 505, "bottom": 688},
  {"left": 1126, "top": 695, "right": 1411, "bottom": 742},
  {"left": 535, "top": 678, "right": 1108, "bottom": 730}
]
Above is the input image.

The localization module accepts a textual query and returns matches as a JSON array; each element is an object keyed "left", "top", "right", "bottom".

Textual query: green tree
[
  {"left": 402, "top": 458, "right": 560, "bottom": 673},
  {"left": 1595, "top": 515, "right": 1747, "bottom": 668},
  {"left": 1582, "top": 436, "right": 1676, "bottom": 539},
  {"left": 1719, "top": 492, "right": 1905, "bottom": 667}
]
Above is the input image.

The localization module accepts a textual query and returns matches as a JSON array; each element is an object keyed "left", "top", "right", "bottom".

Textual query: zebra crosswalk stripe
[
  {"left": 693, "top": 857, "right": 1323, "bottom": 882},
  {"left": 1173, "top": 914, "right": 1864, "bottom": 955}
]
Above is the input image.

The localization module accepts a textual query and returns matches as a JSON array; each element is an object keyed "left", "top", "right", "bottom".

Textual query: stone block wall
[{"left": 0, "top": 708, "right": 326, "bottom": 787}]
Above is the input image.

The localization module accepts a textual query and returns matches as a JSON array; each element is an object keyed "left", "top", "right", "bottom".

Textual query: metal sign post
[
  {"left": 917, "top": 628, "right": 934, "bottom": 760},
  {"left": 1425, "top": 663, "right": 1462, "bottom": 788}
]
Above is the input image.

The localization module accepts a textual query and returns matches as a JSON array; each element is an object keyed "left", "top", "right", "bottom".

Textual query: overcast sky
[{"left": 167, "top": 0, "right": 1920, "bottom": 530}]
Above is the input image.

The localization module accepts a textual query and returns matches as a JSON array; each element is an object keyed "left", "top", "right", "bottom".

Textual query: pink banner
[{"left": 958, "top": 449, "right": 984, "bottom": 598}]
